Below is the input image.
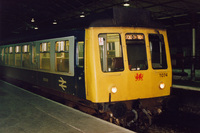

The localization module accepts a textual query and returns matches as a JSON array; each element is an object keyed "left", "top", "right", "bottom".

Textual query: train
[{"left": 0, "top": 7, "right": 172, "bottom": 128}]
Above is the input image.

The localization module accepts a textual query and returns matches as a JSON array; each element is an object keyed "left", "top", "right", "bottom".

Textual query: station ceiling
[{"left": 0, "top": 0, "right": 200, "bottom": 42}]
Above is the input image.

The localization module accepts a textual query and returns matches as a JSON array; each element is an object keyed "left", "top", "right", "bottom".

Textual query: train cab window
[
  {"left": 77, "top": 41, "right": 84, "bottom": 67},
  {"left": 149, "top": 34, "right": 167, "bottom": 69},
  {"left": 15, "top": 46, "right": 21, "bottom": 67},
  {"left": 126, "top": 33, "right": 148, "bottom": 71},
  {"left": 98, "top": 33, "right": 124, "bottom": 72},
  {"left": 5, "top": 47, "right": 8, "bottom": 65},
  {"left": 8, "top": 46, "right": 14, "bottom": 66},
  {"left": 40, "top": 42, "right": 50, "bottom": 70},
  {"left": 55, "top": 41, "right": 69, "bottom": 72},
  {"left": 22, "top": 45, "right": 30, "bottom": 68}
]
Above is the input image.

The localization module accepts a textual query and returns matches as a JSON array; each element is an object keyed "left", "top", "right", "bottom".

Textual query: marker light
[
  {"left": 111, "top": 87, "right": 117, "bottom": 94},
  {"left": 159, "top": 82, "right": 165, "bottom": 89}
]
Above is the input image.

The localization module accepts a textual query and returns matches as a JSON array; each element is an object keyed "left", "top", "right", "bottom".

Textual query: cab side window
[
  {"left": 98, "top": 33, "right": 124, "bottom": 72},
  {"left": 149, "top": 34, "right": 167, "bottom": 69}
]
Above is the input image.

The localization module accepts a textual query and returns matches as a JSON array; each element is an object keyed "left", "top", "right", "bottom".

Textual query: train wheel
[{"left": 137, "top": 109, "right": 152, "bottom": 131}]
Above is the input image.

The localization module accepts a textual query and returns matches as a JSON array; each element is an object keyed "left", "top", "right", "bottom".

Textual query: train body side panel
[
  {"left": 85, "top": 28, "right": 98, "bottom": 102},
  {"left": 0, "top": 35, "right": 86, "bottom": 98},
  {"left": 0, "top": 66, "right": 76, "bottom": 95}
]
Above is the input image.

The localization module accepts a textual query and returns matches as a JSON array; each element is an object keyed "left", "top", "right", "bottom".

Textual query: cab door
[
  {"left": 148, "top": 33, "right": 171, "bottom": 97},
  {"left": 75, "top": 41, "right": 86, "bottom": 99}
]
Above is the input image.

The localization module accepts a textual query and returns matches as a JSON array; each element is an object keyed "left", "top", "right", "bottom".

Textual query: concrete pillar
[
  {"left": 191, "top": 13, "right": 197, "bottom": 81},
  {"left": 191, "top": 28, "right": 196, "bottom": 81}
]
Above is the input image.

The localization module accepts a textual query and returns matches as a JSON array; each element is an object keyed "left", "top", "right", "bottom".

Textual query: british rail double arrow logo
[{"left": 58, "top": 77, "right": 67, "bottom": 91}]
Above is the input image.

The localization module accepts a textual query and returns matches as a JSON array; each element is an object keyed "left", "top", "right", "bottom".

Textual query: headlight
[
  {"left": 111, "top": 87, "right": 117, "bottom": 94},
  {"left": 159, "top": 82, "right": 165, "bottom": 89}
]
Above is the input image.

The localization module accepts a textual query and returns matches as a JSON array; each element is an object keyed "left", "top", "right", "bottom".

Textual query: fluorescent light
[
  {"left": 123, "top": 3, "right": 130, "bottom": 6},
  {"left": 80, "top": 12, "right": 85, "bottom": 18},
  {"left": 123, "top": 0, "right": 130, "bottom": 6},
  {"left": 53, "top": 20, "right": 57, "bottom": 25}
]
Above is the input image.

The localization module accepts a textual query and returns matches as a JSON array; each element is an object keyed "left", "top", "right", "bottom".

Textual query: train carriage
[{"left": 0, "top": 7, "right": 172, "bottom": 128}]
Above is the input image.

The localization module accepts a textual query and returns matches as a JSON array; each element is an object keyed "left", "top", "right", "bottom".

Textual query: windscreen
[{"left": 126, "top": 33, "right": 148, "bottom": 71}]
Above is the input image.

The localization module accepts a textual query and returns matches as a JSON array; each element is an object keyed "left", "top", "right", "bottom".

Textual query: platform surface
[
  {"left": 0, "top": 80, "right": 134, "bottom": 133},
  {"left": 172, "top": 69, "right": 200, "bottom": 90}
]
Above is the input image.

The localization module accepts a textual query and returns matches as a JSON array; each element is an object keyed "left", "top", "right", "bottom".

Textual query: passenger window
[
  {"left": 22, "top": 45, "right": 30, "bottom": 68},
  {"left": 0, "top": 48, "right": 1, "bottom": 64},
  {"left": 1, "top": 48, "right": 4, "bottom": 64},
  {"left": 5, "top": 48, "right": 8, "bottom": 65},
  {"left": 77, "top": 41, "right": 84, "bottom": 67},
  {"left": 126, "top": 33, "right": 148, "bottom": 71},
  {"left": 149, "top": 34, "right": 167, "bottom": 69},
  {"left": 8, "top": 47, "right": 14, "bottom": 66},
  {"left": 40, "top": 42, "right": 50, "bottom": 70},
  {"left": 55, "top": 41, "right": 69, "bottom": 72},
  {"left": 15, "top": 46, "right": 21, "bottom": 67},
  {"left": 98, "top": 33, "right": 124, "bottom": 72},
  {"left": 32, "top": 45, "right": 37, "bottom": 69}
]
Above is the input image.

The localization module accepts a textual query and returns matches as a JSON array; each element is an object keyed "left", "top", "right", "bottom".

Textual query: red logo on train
[{"left": 135, "top": 73, "right": 144, "bottom": 81}]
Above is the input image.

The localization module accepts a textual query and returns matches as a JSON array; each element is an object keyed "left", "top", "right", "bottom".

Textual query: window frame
[{"left": 0, "top": 36, "right": 75, "bottom": 76}]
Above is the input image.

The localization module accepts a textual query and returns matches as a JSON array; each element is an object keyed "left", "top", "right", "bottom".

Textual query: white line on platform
[{"left": 172, "top": 85, "right": 200, "bottom": 91}]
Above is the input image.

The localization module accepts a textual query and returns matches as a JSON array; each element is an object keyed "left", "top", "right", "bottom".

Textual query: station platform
[
  {"left": 172, "top": 69, "right": 200, "bottom": 91},
  {"left": 0, "top": 80, "right": 134, "bottom": 133}
]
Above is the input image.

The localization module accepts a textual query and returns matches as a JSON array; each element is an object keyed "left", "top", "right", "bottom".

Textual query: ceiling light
[
  {"left": 123, "top": 0, "right": 130, "bottom": 7},
  {"left": 31, "top": 18, "right": 35, "bottom": 23},
  {"left": 80, "top": 12, "right": 85, "bottom": 18},
  {"left": 34, "top": 26, "right": 38, "bottom": 30},
  {"left": 123, "top": 3, "right": 130, "bottom": 6},
  {"left": 53, "top": 20, "right": 57, "bottom": 25}
]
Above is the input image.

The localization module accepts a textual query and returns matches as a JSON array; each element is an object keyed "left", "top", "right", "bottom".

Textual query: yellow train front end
[
  {"left": 83, "top": 6, "right": 172, "bottom": 128},
  {"left": 85, "top": 27, "right": 172, "bottom": 104}
]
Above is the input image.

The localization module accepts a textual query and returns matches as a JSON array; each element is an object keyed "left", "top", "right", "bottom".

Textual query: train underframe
[{"left": 97, "top": 96, "right": 169, "bottom": 130}]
